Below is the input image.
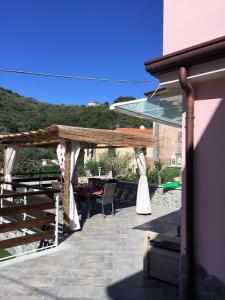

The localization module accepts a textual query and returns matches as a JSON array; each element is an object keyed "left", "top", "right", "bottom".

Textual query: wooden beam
[
  {"left": 63, "top": 141, "right": 71, "bottom": 232},
  {"left": 0, "top": 229, "right": 55, "bottom": 250},
  {"left": 0, "top": 201, "right": 55, "bottom": 216},
  {"left": 0, "top": 215, "right": 55, "bottom": 233},
  {"left": 1, "top": 139, "right": 61, "bottom": 147}
]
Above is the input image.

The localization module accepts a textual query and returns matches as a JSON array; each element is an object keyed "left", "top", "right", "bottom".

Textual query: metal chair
[{"left": 95, "top": 183, "right": 116, "bottom": 218}]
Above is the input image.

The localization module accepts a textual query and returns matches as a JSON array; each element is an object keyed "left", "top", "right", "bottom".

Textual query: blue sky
[{"left": 0, "top": 0, "right": 163, "bottom": 105}]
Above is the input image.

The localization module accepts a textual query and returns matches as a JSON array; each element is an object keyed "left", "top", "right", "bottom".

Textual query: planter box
[{"left": 144, "top": 231, "right": 180, "bottom": 285}]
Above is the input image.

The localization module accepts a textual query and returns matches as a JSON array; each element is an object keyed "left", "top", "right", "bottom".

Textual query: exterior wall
[
  {"left": 155, "top": 123, "right": 182, "bottom": 166},
  {"left": 181, "top": 77, "right": 225, "bottom": 290},
  {"left": 163, "top": 0, "right": 225, "bottom": 288},
  {"left": 163, "top": 0, "right": 225, "bottom": 55},
  {"left": 193, "top": 77, "right": 225, "bottom": 283}
]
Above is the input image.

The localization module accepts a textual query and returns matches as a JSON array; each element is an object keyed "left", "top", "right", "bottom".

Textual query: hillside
[{"left": 0, "top": 88, "right": 152, "bottom": 134}]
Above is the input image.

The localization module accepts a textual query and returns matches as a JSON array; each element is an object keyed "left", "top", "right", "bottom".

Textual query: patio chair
[{"left": 95, "top": 183, "right": 116, "bottom": 218}]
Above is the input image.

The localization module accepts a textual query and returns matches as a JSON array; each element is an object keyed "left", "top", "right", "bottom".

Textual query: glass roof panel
[{"left": 111, "top": 93, "right": 182, "bottom": 127}]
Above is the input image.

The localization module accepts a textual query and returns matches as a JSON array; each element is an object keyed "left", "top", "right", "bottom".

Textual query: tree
[
  {"left": 85, "top": 159, "right": 110, "bottom": 176},
  {"left": 0, "top": 87, "right": 153, "bottom": 175},
  {"left": 99, "top": 151, "right": 133, "bottom": 178},
  {"left": 113, "top": 96, "right": 136, "bottom": 104}
]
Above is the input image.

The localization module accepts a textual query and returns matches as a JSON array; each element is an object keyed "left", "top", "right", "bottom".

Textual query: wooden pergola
[{"left": 0, "top": 124, "right": 156, "bottom": 230}]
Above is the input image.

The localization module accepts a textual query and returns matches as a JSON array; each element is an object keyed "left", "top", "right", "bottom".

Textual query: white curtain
[
  {"left": 57, "top": 143, "right": 66, "bottom": 177},
  {"left": 135, "top": 148, "right": 151, "bottom": 214},
  {"left": 69, "top": 141, "right": 80, "bottom": 230},
  {"left": 4, "top": 146, "right": 18, "bottom": 190},
  {"left": 56, "top": 142, "right": 80, "bottom": 230}
]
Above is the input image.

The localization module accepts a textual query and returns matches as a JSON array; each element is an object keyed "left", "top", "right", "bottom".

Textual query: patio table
[{"left": 74, "top": 186, "right": 104, "bottom": 218}]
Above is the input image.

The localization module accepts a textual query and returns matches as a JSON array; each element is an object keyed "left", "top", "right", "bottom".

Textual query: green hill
[{"left": 0, "top": 88, "right": 152, "bottom": 134}]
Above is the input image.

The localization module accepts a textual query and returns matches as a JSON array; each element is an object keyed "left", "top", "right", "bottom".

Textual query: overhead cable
[{"left": 0, "top": 68, "right": 152, "bottom": 86}]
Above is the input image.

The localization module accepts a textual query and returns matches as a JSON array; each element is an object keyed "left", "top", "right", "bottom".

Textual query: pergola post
[{"left": 63, "top": 141, "right": 71, "bottom": 232}]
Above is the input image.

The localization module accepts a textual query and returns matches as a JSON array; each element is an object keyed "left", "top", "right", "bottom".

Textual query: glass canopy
[{"left": 110, "top": 92, "right": 182, "bottom": 128}]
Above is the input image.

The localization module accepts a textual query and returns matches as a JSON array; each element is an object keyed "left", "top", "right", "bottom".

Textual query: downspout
[{"left": 179, "top": 66, "right": 195, "bottom": 300}]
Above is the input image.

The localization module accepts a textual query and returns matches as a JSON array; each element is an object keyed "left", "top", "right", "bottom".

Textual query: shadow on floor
[
  {"left": 106, "top": 270, "right": 179, "bottom": 300},
  {"left": 133, "top": 210, "right": 180, "bottom": 235},
  {"left": 80, "top": 198, "right": 136, "bottom": 220},
  {"left": 57, "top": 199, "right": 136, "bottom": 245}
]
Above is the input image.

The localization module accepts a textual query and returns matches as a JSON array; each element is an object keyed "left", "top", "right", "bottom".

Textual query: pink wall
[
  {"left": 193, "top": 78, "right": 225, "bottom": 282},
  {"left": 163, "top": 0, "right": 225, "bottom": 55},
  {"left": 181, "top": 78, "right": 225, "bottom": 283},
  {"left": 163, "top": 0, "right": 225, "bottom": 283}
]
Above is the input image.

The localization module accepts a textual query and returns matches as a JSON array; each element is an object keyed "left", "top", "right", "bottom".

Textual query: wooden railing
[
  {"left": 0, "top": 171, "right": 60, "bottom": 188},
  {"left": 0, "top": 181, "right": 60, "bottom": 259}
]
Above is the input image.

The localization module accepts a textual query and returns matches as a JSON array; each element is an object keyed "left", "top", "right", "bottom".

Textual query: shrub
[
  {"left": 77, "top": 165, "right": 86, "bottom": 176},
  {"left": 117, "top": 171, "right": 138, "bottom": 182},
  {"left": 99, "top": 151, "right": 133, "bottom": 178},
  {"left": 85, "top": 159, "right": 110, "bottom": 176},
  {"left": 147, "top": 170, "right": 158, "bottom": 184},
  {"left": 160, "top": 167, "right": 181, "bottom": 183},
  {"left": 40, "top": 165, "right": 59, "bottom": 174},
  {"left": 116, "top": 166, "right": 181, "bottom": 185}
]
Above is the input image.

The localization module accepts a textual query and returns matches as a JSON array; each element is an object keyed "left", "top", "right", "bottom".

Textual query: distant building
[
  {"left": 153, "top": 122, "right": 182, "bottom": 168},
  {"left": 84, "top": 125, "right": 181, "bottom": 170},
  {"left": 84, "top": 127, "right": 154, "bottom": 171},
  {"left": 41, "top": 159, "right": 58, "bottom": 166},
  {"left": 87, "top": 101, "right": 101, "bottom": 107}
]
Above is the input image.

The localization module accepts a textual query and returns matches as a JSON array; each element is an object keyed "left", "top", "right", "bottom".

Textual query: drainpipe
[{"left": 179, "top": 66, "right": 195, "bottom": 300}]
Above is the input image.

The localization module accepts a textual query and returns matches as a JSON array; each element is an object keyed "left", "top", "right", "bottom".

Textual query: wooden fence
[{"left": 0, "top": 181, "right": 60, "bottom": 259}]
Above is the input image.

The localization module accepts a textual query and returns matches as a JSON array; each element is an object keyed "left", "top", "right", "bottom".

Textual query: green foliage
[
  {"left": 154, "top": 159, "right": 164, "bottom": 171},
  {"left": 39, "top": 164, "right": 59, "bottom": 174},
  {"left": 76, "top": 157, "right": 86, "bottom": 176},
  {"left": 0, "top": 249, "right": 11, "bottom": 259},
  {"left": 117, "top": 171, "right": 138, "bottom": 182},
  {"left": 14, "top": 148, "right": 56, "bottom": 173},
  {"left": 0, "top": 88, "right": 152, "bottom": 134},
  {"left": 154, "top": 159, "right": 164, "bottom": 184},
  {"left": 117, "top": 167, "right": 181, "bottom": 185},
  {"left": 99, "top": 151, "right": 133, "bottom": 178},
  {"left": 15, "top": 160, "right": 41, "bottom": 174},
  {"left": 113, "top": 96, "right": 136, "bottom": 104},
  {"left": 148, "top": 167, "right": 181, "bottom": 184},
  {"left": 160, "top": 167, "right": 181, "bottom": 183},
  {"left": 77, "top": 165, "right": 86, "bottom": 176},
  {"left": 147, "top": 170, "right": 159, "bottom": 184},
  {"left": 0, "top": 87, "right": 153, "bottom": 174},
  {"left": 85, "top": 159, "right": 110, "bottom": 176}
]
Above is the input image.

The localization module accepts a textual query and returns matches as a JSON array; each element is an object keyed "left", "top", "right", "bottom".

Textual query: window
[
  {"left": 170, "top": 154, "right": 182, "bottom": 167},
  {"left": 171, "top": 155, "right": 177, "bottom": 167}
]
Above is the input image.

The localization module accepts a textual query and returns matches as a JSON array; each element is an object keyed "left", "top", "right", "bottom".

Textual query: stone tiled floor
[{"left": 0, "top": 201, "right": 180, "bottom": 299}]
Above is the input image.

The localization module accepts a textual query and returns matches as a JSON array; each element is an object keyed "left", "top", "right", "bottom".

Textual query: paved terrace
[{"left": 0, "top": 202, "right": 179, "bottom": 300}]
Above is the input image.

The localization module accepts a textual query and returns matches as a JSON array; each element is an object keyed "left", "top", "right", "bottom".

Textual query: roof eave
[{"left": 144, "top": 35, "right": 225, "bottom": 77}]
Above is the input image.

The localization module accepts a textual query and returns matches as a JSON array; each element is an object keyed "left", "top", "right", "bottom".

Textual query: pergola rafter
[{"left": 0, "top": 124, "right": 156, "bottom": 148}]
